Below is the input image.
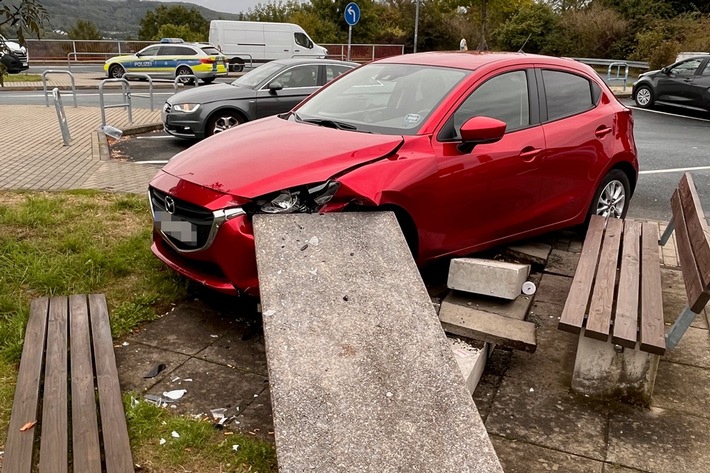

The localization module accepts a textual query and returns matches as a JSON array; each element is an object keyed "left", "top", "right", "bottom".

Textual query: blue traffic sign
[{"left": 344, "top": 2, "right": 360, "bottom": 26}]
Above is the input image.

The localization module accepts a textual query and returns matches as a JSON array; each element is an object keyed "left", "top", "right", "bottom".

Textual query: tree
[
  {"left": 138, "top": 5, "right": 208, "bottom": 41},
  {"left": 68, "top": 20, "right": 102, "bottom": 40},
  {"left": 0, "top": 0, "right": 47, "bottom": 44}
]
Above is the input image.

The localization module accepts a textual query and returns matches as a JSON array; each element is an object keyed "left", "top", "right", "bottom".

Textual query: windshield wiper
[{"left": 299, "top": 117, "right": 358, "bottom": 131}]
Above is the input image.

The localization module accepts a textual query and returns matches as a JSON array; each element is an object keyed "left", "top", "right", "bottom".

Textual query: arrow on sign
[{"left": 347, "top": 5, "right": 356, "bottom": 21}]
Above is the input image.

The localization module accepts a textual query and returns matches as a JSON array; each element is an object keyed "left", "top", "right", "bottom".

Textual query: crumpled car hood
[{"left": 162, "top": 116, "right": 404, "bottom": 198}]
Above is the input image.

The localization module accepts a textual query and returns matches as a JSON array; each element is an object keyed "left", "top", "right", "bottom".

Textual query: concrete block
[
  {"left": 571, "top": 329, "right": 659, "bottom": 405},
  {"left": 253, "top": 212, "right": 503, "bottom": 472},
  {"left": 439, "top": 299, "right": 537, "bottom": 353},
  {"left": 448, "top": 258, "right": 530, "bottom": 300},
  {"left": 504, "top": 242, "right": 552, "bottom": 267},
  {"left": 449, "top": 337, "right": 489, "bottom": 395}
]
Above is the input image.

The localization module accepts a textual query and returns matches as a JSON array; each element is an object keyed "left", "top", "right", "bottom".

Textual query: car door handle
[
  {"left": 684, "top": 78, "right": 694, "bottom": 83},
  {"left": 595, "top": 126, "right": 613, "bottom": 138},
  {"left": 519, "top": 147, "right": 542, "bottom": 161}
]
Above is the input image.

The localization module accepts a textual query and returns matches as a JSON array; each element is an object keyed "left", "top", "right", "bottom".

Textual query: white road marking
[
  {"left": 629, "top": 106, "right": 710, "bottom": 123},
  {"left": 136, "top": 160, "right": 169, "bottom": 165},
  {"left": 136, "top": 135, "right": 174, "bottom": 140},
  {"left": 640, "top": 165, "right": 710, "bottom": 175}
]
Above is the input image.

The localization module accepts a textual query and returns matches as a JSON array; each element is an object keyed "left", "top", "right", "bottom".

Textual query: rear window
[
  {"left": 542, "top": 70, "right": 594, "bottom": 121},
  {"left": 201, "top": 46, "right": 222, "bottom": 56}
]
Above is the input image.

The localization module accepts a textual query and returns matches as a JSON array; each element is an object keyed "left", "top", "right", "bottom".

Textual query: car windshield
[
  {"left": 293, "top": 63, "right": 468, "bottom": 135},
  {"left": 231, "top": 62, "right": 285, "bottom": 88}
]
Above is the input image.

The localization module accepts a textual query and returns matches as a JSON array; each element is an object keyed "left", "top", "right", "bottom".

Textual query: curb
[{"left": 97, "top": 122, "right": 163, "bottom": 161}]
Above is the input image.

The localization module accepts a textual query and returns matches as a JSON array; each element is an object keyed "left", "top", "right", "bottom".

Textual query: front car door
[
  {"left": 254, "top": 64, "right": 321, "bottom": 118},
  {"left": 127, "top": 45, "right": 160, "bottom": 75},
  {"left": 655, "top": 58, "right": 705, "bottom": 106}
]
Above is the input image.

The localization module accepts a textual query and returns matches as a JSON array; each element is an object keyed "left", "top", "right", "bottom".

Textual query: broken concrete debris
[
  {"left": 448, "top": 258, "right": 530, "bottom": 300},
  {"left": 143, "top": 363, "right": 166, "bottom": 378}
]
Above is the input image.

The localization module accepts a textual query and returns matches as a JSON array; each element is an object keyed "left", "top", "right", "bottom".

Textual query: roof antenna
[{"left": 518, "top": 34, "right": 532, "bottom": 53}]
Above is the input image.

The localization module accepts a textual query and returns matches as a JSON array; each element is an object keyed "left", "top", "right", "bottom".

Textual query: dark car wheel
[
  {"left": 589, "top": 169, "right": 630, "bottom": 219},
  {"left": 176, "top": 66, "right": 195, "bottom": 85},
  {"left": 206, "top": 111, "right": 244, "bottom": 137},
  {"left": 634, "top": 85, "right": 654, "bottom": 109},
  {"left": 108, "top": 64, "right": 125, "bottom": 79},
  {"left": 202, "top": 77, "right": 215, "bottom": 85}
]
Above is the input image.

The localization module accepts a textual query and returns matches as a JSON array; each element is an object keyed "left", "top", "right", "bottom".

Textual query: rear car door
[
  {"left": 688, "top": 58, "right": 710, "bottom": 109},
  {"left": 254, "top": 64, "right": 321, "bottom": 118},
  {"left": 536, "top": 68, "right": 613, "bottom": 226}
]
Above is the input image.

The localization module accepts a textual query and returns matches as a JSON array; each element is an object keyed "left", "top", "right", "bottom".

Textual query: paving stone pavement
[{"left": 3, "top": 81, "right": 707, "bottom": 471}]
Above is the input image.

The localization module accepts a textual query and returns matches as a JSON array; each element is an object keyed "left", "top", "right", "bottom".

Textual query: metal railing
[
  {"left": 99, "top": 78, "right": 132, "bottom": 126},
  {"left": 173, "top": 74, "right": 199, "bottom": 91},
  {"left": 67, "top": 52, "right": 114, "bottom": 69},
  {"left": 573, "top": 57, "right": 649, "bottom": 70},
  {"left": 52, "top": 88, "right": 71, "bottom": 146},
  {"left": 607, "top": 62, "right": 630, "bottom": 91},
  {"left": 42, "top": 70, "right": 77, "bottom": 108},
  {"left": 123, "top": 73, "right": 155, "bottom": 111}
]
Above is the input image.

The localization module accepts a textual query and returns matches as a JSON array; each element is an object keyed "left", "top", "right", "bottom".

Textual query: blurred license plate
[{"left": 155, "top": 210, "right": 197, "bottom": 245}]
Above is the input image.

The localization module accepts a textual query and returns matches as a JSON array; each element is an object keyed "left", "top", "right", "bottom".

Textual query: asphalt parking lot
[{"left": 111, "top": 130, "right": 193, "bottom": 164}]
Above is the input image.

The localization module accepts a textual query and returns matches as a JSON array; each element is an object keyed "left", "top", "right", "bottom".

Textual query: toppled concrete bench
[{"left": 253, "top": 212, "right": 502, "bottom": 472}]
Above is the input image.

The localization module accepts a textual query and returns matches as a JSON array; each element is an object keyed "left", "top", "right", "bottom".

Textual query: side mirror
[
  {"left": 661, "top": 67, "right": 670, "bottom": 75},
  {"left": 458, "top": 116, "right": 507, "bottom": 153},
  {"left": 268, "top": 81, "right": 283, "bottom": 94}
]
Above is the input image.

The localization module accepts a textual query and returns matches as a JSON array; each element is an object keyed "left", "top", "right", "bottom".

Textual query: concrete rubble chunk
[
  {"left": 448, "top": 258, "right": 531, "bottom": 300},
  {"left": 253, "top": 212, "right": 503, "bottom": 472},
  {"left": 440, "top": 299, "right": 537, "bottom": 353},
  {"left": 449, "top": 337, "right": 489, "bottom": 395}
]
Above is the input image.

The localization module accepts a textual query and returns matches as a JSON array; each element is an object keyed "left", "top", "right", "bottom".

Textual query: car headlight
[
  {"left": 172, "top": 103, "right": 201, "bottom": 113},
  {"left": 250, "top": 181, "right": 340, "bottom": 214}
]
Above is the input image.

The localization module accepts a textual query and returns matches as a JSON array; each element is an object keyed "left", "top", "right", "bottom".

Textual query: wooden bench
[
  {"left": 4, "top": 294, "right": 134, "bottom": 473},
  {"left": 558, "top": 173, "right": 710, "bottom": 404}
]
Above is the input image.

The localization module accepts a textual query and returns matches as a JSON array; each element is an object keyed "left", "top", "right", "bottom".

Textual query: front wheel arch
[
  {"left": 204, "top": 108, "right": 248, "bottom": 137},
  {"left": 345, "top": 203, "right": 419, "bottom": 259},
  {"left": 588, "top": 168, "right": 631, "bottom": 220}
]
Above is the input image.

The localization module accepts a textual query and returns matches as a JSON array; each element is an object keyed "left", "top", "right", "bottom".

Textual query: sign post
[{"left": 344, "top": 2, "right": 360, "bottom": 61}]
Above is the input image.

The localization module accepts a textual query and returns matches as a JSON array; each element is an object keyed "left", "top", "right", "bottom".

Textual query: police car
[{"left": 104, "top": 38, "right": 227, "bottom": 84}]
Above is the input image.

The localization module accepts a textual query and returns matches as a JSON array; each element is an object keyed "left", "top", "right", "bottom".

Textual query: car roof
[
  {"left": 268, "top": 58, "right": 359, "bottom": 67},
  {"left": 377, "top": 51, "right": 586, "bottom": 72}
]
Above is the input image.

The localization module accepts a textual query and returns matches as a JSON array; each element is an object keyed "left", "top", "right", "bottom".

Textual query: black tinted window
[
  {"left": 670, "top": 59, "right": 702, "bottom": 76},
  {"left": 326, "top": 64, "right": 353, "bottom": 82},
  {"left": 294, "top": 32, "right": 312, "bottom": 49},
  {"left": 543, "top": 70, "right": 594, "bottom": 121},
  {"left": 159, "top": 46, "right": 197, "bottom": 56},
  {"left": 202, "top": 46, "right": 221, "bottom": 56},
  {"left": 453, "top": 70, "right": 530, "bottom": 133}
]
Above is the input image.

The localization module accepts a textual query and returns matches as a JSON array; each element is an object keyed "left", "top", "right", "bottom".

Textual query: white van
[{"left": 209, "top": 20, "right": 328, "bottom": 72}]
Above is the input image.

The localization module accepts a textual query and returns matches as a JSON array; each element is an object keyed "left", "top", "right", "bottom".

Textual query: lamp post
[{"left": 413, "top": 0, "right": 420, "bottom": 53}]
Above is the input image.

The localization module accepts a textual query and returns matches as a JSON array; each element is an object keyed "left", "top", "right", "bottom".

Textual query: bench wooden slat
[
  {"left": 640, "top": 224, "right": 666, "bottom": 355},
  {"left": 39, "top": 297, "right": 69, "bottom": 473},
  {"left": 70, "top": 295, "right": 102, "bottom": 473},
  {"left": 672, "top": 190, "right": 707, "bottom": 312},
  {"left": 559, "top": 215, "right": 605, "bottom": 333},
  {"left": 612, "top": 220, "right": 642, "bottom": 348},
  {"left": 4, "top": 297, "right": 50, "bottom": 473},
  {"left": 89, "top": 294, "right": 134, "bottom": 473},
  {"left": 586, "top": 217, "right": 623, "bottom": 341},
  {"left": 679, "top": 173, "right": 710, "bottom": 291}
]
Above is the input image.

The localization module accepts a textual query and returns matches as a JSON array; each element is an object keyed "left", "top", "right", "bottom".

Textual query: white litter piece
[
  {"left": 386, "top": 392, "right": 393, "bottom": 398},
  {"left": 159, "top": 438, "right": 166, "bottom": 445},
  {"left": 122, "top": 342, "right": 129, "bottom": 346},
  {"left": 171, "top": 377, "right": 181, "bottom": 383},
  {"left": 308, "top": 268, "right": 318, "bottom": 276},
  {"left": 183, "top": 378, "right": 193, "bottom": 382},
  {"left": 211, "top": 408, "right": 227, "bottom": 420},
  {"left": 232, "top": 444, "right": 240, "bottom": 452},
  {"left": 263, "top": 309, "right": 276, "bottom": 316},
  {"left": 210, "top": 334, "right": 219, "bottom": 338},
  {"left": 163, "top": 389, "right": 187, "bottom": 400},
  {"left": 171, "top": 431, "right": 180, "bottom": 438},
  {"left": 522, "top": 281, "right": 537, "bottom": 295},
  {"left": 529, "top": 387, "right": 535, "bottom": 393},
  {"left": 307, "top": 236, "right": 320, "bottom": 246}
]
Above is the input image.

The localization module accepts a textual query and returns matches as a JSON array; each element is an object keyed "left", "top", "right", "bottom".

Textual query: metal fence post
[
  {"left": 42, "top": 70, "right": 77, "bottom": 108},
  {"left": 52, "top": 88, "right": 71, "bottom": 146}
]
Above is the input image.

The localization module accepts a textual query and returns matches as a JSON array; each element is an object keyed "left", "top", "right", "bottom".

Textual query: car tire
[
  {"left": 202, "top": 77, "right": 215, "bottom": 85},
  {"left": 634, "top": 85, "right": 654, "bottom": 109},
  {"left": 589, "top": 169, "right": 630, "bottom": 219},
  {"left": 229, "top": 62, "right": 244, "bottom": 73},
  {"left": 176, "top": 66, "right": 195, "bottom": 85},
  {"left": 206, "top": 111, "right": 244, "bottom": 137},
  {"left": 108, "top": 64, "right": 125, "bottom": 79}
]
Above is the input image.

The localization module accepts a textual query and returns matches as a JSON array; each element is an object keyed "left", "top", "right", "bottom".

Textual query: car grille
[
  {"left": 163, "top": 102, "right": 172, "bottom": 114},
  {"left": 11, "top": 50, "right": 27, "bottom": 63},
  {"left": 150, "top": 187, "right": 214, "bottom": 251}
]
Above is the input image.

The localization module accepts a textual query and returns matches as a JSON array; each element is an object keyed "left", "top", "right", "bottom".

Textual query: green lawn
[
  {"left": 0, "top": 190, "right": 276, "bottom": 472},
  {"left": 1, "top": 73, "right": 42, "bottom": 82}
]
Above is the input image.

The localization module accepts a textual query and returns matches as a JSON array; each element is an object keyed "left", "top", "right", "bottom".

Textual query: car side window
[
  {"left": 294, "top": 33, "right": 313, "bottom": 49},
  {"left": 670, "top": 59, "right": 702, "bottom": 76},
  {"left": 326, "top": 65, "right": 352, "bottom": 82},
  {"left": 276, "top": 65, "right": 319, "bottom": 88},
  {"left": 139, "top": 46, "right": 160, "bottom": 57},
  {"left": 543, "top": 70, "right": 594, "bottom": 121},
  {"left": 452, "top": 70, "right": 530, "bottom": 135},
  {"left": 700, "top": 61, "right": 710, "bottom": 76},
  {"left": 160, "top": 46, "right": 196, "bottom": 56}
]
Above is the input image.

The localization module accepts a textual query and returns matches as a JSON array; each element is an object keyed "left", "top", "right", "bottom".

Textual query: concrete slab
[
  {"left": 504, "top": 241, "right": 552, "bottom": 267},
  {"left": 662, "top": 326, "right": 710, "bottom": 368},
  {"left": 491, "top": 436, "right": 604, "bottom": 473},
  {"left": 608, "top": 406, "right": 710, "bottom": 472},
  {"left": 448, "top": 258, "right": 530, "bottom": 300},
  {"left": 535, "top": 273, "right": 573, "bottom": 306},
  {"left": 485, "top": 376, "right": 610, "bottom": 461},
  {"left": 253, "top": 212, "right": 502, "bottom": 472},
  {"left": 449, "top": 337, "right": 488, "bottom": 395},
  {"left": 439, "top": 302, "right": 537, "bottom": 352},
  {"left": 653, "top": 360, "right": 710, "bottom": 419},
  {"left": 662, "top": 290, "right": 707, "bottom": 329},
  {"left": 544, "top": 249, "right": 581, "bottom": 277},
  {"left": 473, "top": 349, "right": 513, "bottom": 422},
  {"left": 196, "top": 321, "right": 268, "bottom": 377},
  {"left": 114, "top": 342, "right": 191, "bottom": 393}
]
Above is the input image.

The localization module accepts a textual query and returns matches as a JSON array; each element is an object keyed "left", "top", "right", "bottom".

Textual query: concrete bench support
[
  {"left": 572, "top": 329, "right": 660, "bottom": 405},
  {"left": 253, "top": 212, "right": 502, "bottom": 472}
]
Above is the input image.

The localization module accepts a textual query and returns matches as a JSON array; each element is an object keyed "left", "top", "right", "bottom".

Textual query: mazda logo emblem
[{"left": 164, "top": 196, "right": 176, "bottom": 215}]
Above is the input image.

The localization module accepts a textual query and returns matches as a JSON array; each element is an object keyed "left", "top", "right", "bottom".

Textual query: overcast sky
[{"left": 153, "top": 0, "right": 281, "bottom": 14}]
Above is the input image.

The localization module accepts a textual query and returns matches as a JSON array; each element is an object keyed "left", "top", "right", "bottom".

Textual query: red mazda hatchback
[{"left": 149, "top": 51, "right": 638, "bottom": 296}]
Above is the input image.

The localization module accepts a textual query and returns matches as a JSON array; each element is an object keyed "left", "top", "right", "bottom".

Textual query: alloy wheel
[{"left": 596, "top": 180, "right": 626, "bottom": 218}]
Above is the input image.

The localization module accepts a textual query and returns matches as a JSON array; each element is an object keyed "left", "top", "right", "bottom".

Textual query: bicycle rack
[
  {"left": 52, "top": 88, "right": 72, "bottom": 146},
  {"left": 607, "top": 62, "right": 630, "bottom": 92},
  {"left": 173, "top": 74, "right": 200, "bottom": 91},
  {"left": 42, "top": 70, "right": 77, "bottom": 108},
  {"left": 99, "top": 78, "right": 132, "bottom": 127},
  {"left": 123, "top": 73, "right": 155, "bottom": 111}
]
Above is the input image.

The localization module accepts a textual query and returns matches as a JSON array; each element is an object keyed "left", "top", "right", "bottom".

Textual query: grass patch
[
  {"left": 0, "top": 190, "right": 276, "bottom": 471},
  {"left": 2, "top": 73, "right": 42, "bottom": 82}
]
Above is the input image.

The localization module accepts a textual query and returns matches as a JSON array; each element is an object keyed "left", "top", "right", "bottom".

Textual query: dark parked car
[
  {"left": 633, "top": 56, "right": 710, "bottom": 112},
  {"left": 149, "top": 51, "right": 638, "bottom": 296},
  {"left": 162, "top": 58, "right": 358, "bottom": 139}
]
